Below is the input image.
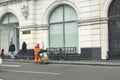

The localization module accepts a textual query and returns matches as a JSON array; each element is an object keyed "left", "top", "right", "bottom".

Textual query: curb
[
  {"left": 2, "top": 59, "right": 120, "bottom": 66},
  {"left": 48, "top": 61, "right": 120, "bottom": 66}
]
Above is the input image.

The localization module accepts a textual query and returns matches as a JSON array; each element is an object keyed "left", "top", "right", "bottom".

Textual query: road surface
[{"left": 0, "top": 62, "right": 120, "bottom": 80}]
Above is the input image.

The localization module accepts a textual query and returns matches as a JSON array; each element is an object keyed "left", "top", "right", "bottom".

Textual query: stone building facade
[{"left": 0, "top": 0, "right": 116, "bottom": 60}]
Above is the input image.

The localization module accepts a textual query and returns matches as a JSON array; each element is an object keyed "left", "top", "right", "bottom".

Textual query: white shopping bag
[{"left": 0, "top": 58, "right": 2, "bottom": 64}]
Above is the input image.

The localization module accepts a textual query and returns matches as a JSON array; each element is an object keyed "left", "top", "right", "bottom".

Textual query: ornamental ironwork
[
  {"left": 108, "top": 0, "right": 120, "bottom": 52},
  {"left": 108, "top": 0, "right": 120, "bottom": 17}
]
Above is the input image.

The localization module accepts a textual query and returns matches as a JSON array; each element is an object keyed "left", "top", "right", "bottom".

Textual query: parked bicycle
[
  {"left": 47, "top": 48, "right": 66, "bottom": 60},
  {"left": 47, "top": 47, "right": 77, "bottom": 60}
]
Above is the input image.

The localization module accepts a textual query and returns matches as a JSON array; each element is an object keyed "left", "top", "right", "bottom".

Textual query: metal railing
[{"left": 47, "top": 47, "right": 77, "bottom": 60}]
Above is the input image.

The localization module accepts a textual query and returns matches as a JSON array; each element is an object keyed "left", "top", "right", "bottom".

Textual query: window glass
[
  {"left": 50, "top": 24, "right": 64, "bottom": 47},
  {"left": 49, "top": 5, "right": 78, "bottom": 49},
  {"left": 0, "top": 13, "right": 19, "bottom": 54},
  {"left": 64, "top": 6, "right": 77, "bottom": 21},
  {"left": 9, "top": 13, "right": 18, "bottom": 23},
  {"left": 0, "top": 28, "right": 9, "bottom": 53},
  {"left": 49, "top": 6, "right": 63, "bottom": 23},
  {"left": 1, "top": 13, "right": 18, "bottom": 24},
  {"left": 65, "top": 22, "right": 78, "bottom": 47}
]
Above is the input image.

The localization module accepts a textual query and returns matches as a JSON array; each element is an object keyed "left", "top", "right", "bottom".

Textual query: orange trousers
[
  {"left": 34, "top": 47, "right": 41, "bottom": 64},
  {"left": 34, "top": 53, "right": 41, "bottom": 64}
]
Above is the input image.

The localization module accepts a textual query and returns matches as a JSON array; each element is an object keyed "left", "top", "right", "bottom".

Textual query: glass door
[{"left": 0, "top": 24, "right": 9, "bottom": 54}]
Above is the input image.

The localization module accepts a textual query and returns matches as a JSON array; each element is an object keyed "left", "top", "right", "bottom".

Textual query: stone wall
[{"left": 0, "top": 0, "right": 113, "bottom": 59}]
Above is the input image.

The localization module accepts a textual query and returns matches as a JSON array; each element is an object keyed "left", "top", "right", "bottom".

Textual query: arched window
[
  {"left": 108, "top": 0, "right": 120, "bottom": 51},
  {"left": 49, "top": 5, "right": 78, "bottom": 48},
  {"left": 0, "top": 13, "right": 19, "bottom": 54}
]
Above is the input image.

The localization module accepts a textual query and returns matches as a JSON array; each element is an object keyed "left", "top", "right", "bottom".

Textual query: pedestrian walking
[
  {"left": 22, "top": 41, "right": 27, "bottom": 59},
  {"left": 0, "top": 49, "right": 4, "bottom": 58},
  {"left": 9, "top": 42, "right": 15, "bottom": 60},
  {"left": 34, "top": 43, "right": 41, "bottom": 64}
]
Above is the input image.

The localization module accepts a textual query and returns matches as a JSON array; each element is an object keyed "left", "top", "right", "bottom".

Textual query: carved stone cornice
[
  {"left": 18, "top": 24, "right": 49, "bottom": 30},
  {"left": 0, "top": 0, "right": 10, "bottom": 3},
  {"left": 0, "top": 0, "right": 10, "bottom": 6},
  {"left": 78, "top": 17, "right": 109, "bottom": 26},
  {"left": 0, "top": 0, "right": 22, "bottom": 6}
]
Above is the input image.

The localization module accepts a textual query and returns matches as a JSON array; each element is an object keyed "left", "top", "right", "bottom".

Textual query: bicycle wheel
[
  {"left": 48, "top": 52, "right": 55, "bottom": 60},
  {"left": 59, "top": 52, "right": 66, "bottom": 60}
]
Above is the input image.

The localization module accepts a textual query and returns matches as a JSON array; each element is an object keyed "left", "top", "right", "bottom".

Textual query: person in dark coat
[
  {"left": 0, "top": 49, "right": 4, "bottom": 58},
  {"left": 22, "top": 41, "right": 27, "bottom": 59},
  {"left": 9, "top": 42, "right": 15, "bottom": 60}
]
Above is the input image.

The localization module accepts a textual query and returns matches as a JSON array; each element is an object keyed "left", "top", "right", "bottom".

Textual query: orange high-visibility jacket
[{"left": 34, "top": 47, "right": 40, "bottom": 54}]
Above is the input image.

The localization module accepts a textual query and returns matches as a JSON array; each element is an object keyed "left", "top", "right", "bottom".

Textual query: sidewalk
[{"left": 2, "top": 59, "right": 120, "bottom": 66}]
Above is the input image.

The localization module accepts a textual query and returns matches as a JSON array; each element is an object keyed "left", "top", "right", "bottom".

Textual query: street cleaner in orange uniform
[{"left": 34, "top": 43, "right": 41, "bottom": 64}]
